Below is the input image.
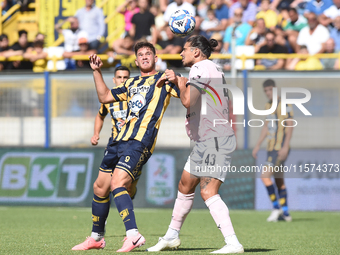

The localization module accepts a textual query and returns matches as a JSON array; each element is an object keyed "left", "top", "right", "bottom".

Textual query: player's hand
[
  {"left": 252, "top": 145, "right": 260, "bottom": 159},
  {"left": 89, "top": 54, "right": 103, "bottom": 71},
  {"left": 164, "top": 69, "right": 178, "bottom": 84},
  {"left": 278, "top": 146, "right": 289, "bottom": 161},
  {"left": 177, "top": 76, "right": 188, "bottom": 89},
  {"left": 91, "top": 134, "right": 100, "bottom": 146}
]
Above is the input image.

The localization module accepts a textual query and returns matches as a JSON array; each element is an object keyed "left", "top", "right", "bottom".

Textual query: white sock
[
  {"left": 163, "top": 227, "right": 179, "bottom": 240},
  {"left": 225, "top": 234, "right": 242, "bottom": 246},
  {"left": 91, "top": 232, "right": 104, "bottom": 241},
  {"left": 126, "top": 228, "right": 139, "bottom": 237}
]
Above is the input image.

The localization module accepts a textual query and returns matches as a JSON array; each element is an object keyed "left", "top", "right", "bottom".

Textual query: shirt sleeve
[
  {"left": 296, "top": 29, "right": 305, "bottom": 46},
  {"left": 98, "top": 104, "right": 108, "bottom": 116},
  {"left": 110, "top": 81, "right": 129, "bottom": 101},
  {"left": 166, "top": 83, "right": 181, "bottom": 98},
  {"left": 223, "top": 27, "right": 231, "bottom": 43}
]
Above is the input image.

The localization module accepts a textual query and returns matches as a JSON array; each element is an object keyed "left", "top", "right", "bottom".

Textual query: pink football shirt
[{"left": 185, "top": 59, "right": 234, "bottom": 142}]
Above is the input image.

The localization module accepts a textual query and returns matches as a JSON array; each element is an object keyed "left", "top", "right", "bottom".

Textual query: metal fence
[{"left": 0, "top": 71, "right": 339, "bottom": 149}]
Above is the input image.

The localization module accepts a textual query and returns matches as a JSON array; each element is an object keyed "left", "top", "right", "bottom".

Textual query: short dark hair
[
  {"left": 115, "top": 66, "right": 130, "bottom": 76},
  {"left": 34, "top": 40, "right": 44, "bottom": 48},
  {"left": 186, "top": 35, "right": 218, "bottom": 58},
  {"left": 288, "top": 7, "right": 298, "bottom": 14},
  {"left": 134, "top": 41, "right": 156, "bottom": 56},
  {"left": 0, "top": 34, "right": 8, "bottom": 41},
  {"left": 18, "top": 30, "right": 28, "bottom": 37},
  {"left": 263, "top": 79, "right": 276, "bottom": 88},
  {"left": 266, "top": 31, "right": 275, "bottom": 38}
]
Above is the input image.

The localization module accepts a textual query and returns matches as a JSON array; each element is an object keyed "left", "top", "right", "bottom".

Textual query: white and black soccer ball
[{"left": 168, "top": 9, "right": 196, "bottom": 37}]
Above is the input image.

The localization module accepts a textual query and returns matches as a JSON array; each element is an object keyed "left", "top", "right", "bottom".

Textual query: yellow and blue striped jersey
[
  {"left": 109, "top": 72, "right": 180, "bottom": 153},
  {"left": 99, "top": 101, "right": 128, "bottom": 141},
  {"left": 266, "top": 98, "right": 294, "bottom": 151}
]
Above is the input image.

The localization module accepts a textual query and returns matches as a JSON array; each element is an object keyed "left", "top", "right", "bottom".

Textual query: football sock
[
  {"left": 164, "top": 191, "right": 195, "bottom": 240},
  {"left": 265, "top": 184, "right": 280, "bottom": 209},
  {"left": 112, "top": 187, "right": 138, "bottom": 235},
  {"left": 91, "top": 194, "right": 110, "bottom": 240},
  {"left": 205, "top": 194, "right": 235, "bottom": 238},
  {"left": 278, "top": 188, "right": 289, "bottom": 216}
]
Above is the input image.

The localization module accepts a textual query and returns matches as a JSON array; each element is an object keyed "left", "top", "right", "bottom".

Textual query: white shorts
[{"left": 184, "top": 135, "right": 236, "bottom": 182}]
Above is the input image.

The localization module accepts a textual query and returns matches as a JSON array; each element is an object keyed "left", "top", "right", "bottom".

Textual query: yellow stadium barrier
[{"left": 1, "top": 53, "right": 340, "bottom": 72}]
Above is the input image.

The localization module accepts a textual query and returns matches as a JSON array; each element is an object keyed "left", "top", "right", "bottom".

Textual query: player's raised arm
[
  {"left": 176, "top": 77, "right": 201, "bottom": 108},
  {"left": 89, "top": 54, "right": 114, "bottom": 104}
]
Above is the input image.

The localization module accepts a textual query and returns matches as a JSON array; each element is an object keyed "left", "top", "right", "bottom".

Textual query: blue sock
[
  {"left": 279, "top": 188, "right": 289, "bottom": 216},
  {"left": 112, "top": 187, "right": 137, "bottom": 231},
  {"left": 266, "top": 184, "right": 280, "bottom": 209},
  {"left": 92, "top": 194, "right": 110, "bottom": 234}
]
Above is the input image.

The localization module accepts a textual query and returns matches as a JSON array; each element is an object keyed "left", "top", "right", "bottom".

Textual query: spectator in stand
[
  {"left": 111, "top": 35, "right": 135, "bottom": 56},
  {"left": 75, "top": 0, "right": 105, "bottom": 50},
  {"left": 130, "top": 0, "right": 157, "bottom": 44},
  {"left": 150, "top": 5, "right": 166, "bottom": 31},
  {"left": 256, "top": 31, "right": 288, "bottom": 70},
  {"left": 62, "top": 37, "right": 97, "bottom": 69},
  {"left": 321, "top": 38, "right": 337, "bottom": 69},
  {"left": 223, "top": 8, "right": 252, "bottom": 52},
  {"left": 320, "top": 0, "right": 340, "bottom": 27},
  {"left": 108, "top": 35, "right": 136, "bottom": 68},
  {"left": 256, "top": 0, "right": 278, "bottom": 30},
  {"left": 23, "top": 40, "right": 48, "bottom": 72},
  {"left": 116, "top": 0, "right": 140, "bottom": 35},
  {"left": 55, "top": 16, "right": 89, "bottom": 53},
  {"left": 229, "top": 0, "right": 257, "bottom": 26},
  {"left": 270, "top": 0, "right": 293, "bottom": 10},
  {"left": 200, "top": 9, "right": 220, "bottom": 38},
  {"left": 197, "top": 0, "right": 213, "bottom": 19},
  {"left": 3, "top": 30, "right": 33, "bottom": 70},
  {"left": 246, "top": 18, "right": 268, "bottom": 52},
  {"left": 210, "top": 32, "right": 230, "bottom": 70},
  {"left": 208, "top": 0, "right": 229, "bottom": 33},
  {"left": 330, "top": 16, "right": 340, "bottom": 52},
  {"left": 34, "top": 33, "right": 45, "bottom": 43},
  {"left": 286, "top": 45, "right": 323, "bottom": 70},
  {"left": 297, "top": 12, "right": 329, "bottom": 55},
  {"left": 305, "top": 0, "right": 332, "bottom": 16},
  {"left": 156, "top": 26, "right": 185, "bottom": 67},
  {"left": 163, "top": 0, "right": 196, "bottom": 23},
  {"left": 280, "top": 8, "right": 307, "bottom": 52},
  {"left": 0, "top": 34, "right": 10, "bottom": 71}
]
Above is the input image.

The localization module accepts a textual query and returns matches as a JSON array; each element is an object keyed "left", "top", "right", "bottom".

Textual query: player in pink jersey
[{"left": 147, "top": 35, "right": 244, "bottom": 254}]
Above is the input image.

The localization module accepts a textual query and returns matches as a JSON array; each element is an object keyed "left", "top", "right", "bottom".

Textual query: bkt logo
[{"left": 0, "top": 152, "right": 93, "bottom": 203}]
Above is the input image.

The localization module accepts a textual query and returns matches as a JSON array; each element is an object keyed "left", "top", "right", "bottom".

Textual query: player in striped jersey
[
  {"left": 252, "top": 79, "right": 294, "bottom": 222},
  {"left": 72, "top": 66, "right": 136, "bottom": 251},
  {"left": 86, "top": 41, "right": 180, "bottom": 252}
]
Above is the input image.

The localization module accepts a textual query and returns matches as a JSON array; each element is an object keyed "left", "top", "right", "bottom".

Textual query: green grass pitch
[{"left": 0, "top": 207, "right": 339, "bottom": 254}]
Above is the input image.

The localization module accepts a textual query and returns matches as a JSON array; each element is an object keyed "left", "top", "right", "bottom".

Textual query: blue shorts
[
  {"left": 99, "top": 140, "right": 151, "bottom": 181},
  {"left": 266, "top": 150, "right": 288, "bottom": 167}
]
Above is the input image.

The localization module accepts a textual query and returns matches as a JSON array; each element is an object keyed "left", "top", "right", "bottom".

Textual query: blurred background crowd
[{"left": 1, "top": 0, "right": 340, "bottom": 72}]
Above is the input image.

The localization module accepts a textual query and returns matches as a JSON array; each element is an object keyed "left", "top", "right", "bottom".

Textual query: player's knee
[
  {"left": 93, "top": 181, "right": 110, "bottom": 197},
  {"left": 200, "top": 188, "right": 216, "bottom": 201},
  {"left": 178, "top": 179, "right": 195, "bottom": 194}
]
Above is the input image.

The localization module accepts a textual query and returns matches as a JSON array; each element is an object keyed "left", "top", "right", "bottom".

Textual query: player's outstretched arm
[
  {"left": 91, "top": 112, "right": 105, "bottom": 146},
  {"left": 89, "top": 54, "right": 114, "bottom": 104}
]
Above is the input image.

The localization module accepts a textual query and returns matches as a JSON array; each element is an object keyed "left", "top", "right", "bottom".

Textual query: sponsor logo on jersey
[
  {"left": 130, "top": 85, "right": 150, "bottom": 96},
  {"left": 129, "top": 94, "right": 146, "bottom": 113}
]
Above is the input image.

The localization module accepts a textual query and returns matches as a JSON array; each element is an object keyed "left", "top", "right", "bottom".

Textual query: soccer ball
[{"left": 169, "top": 9, "right": 196, "bottom": 37}]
